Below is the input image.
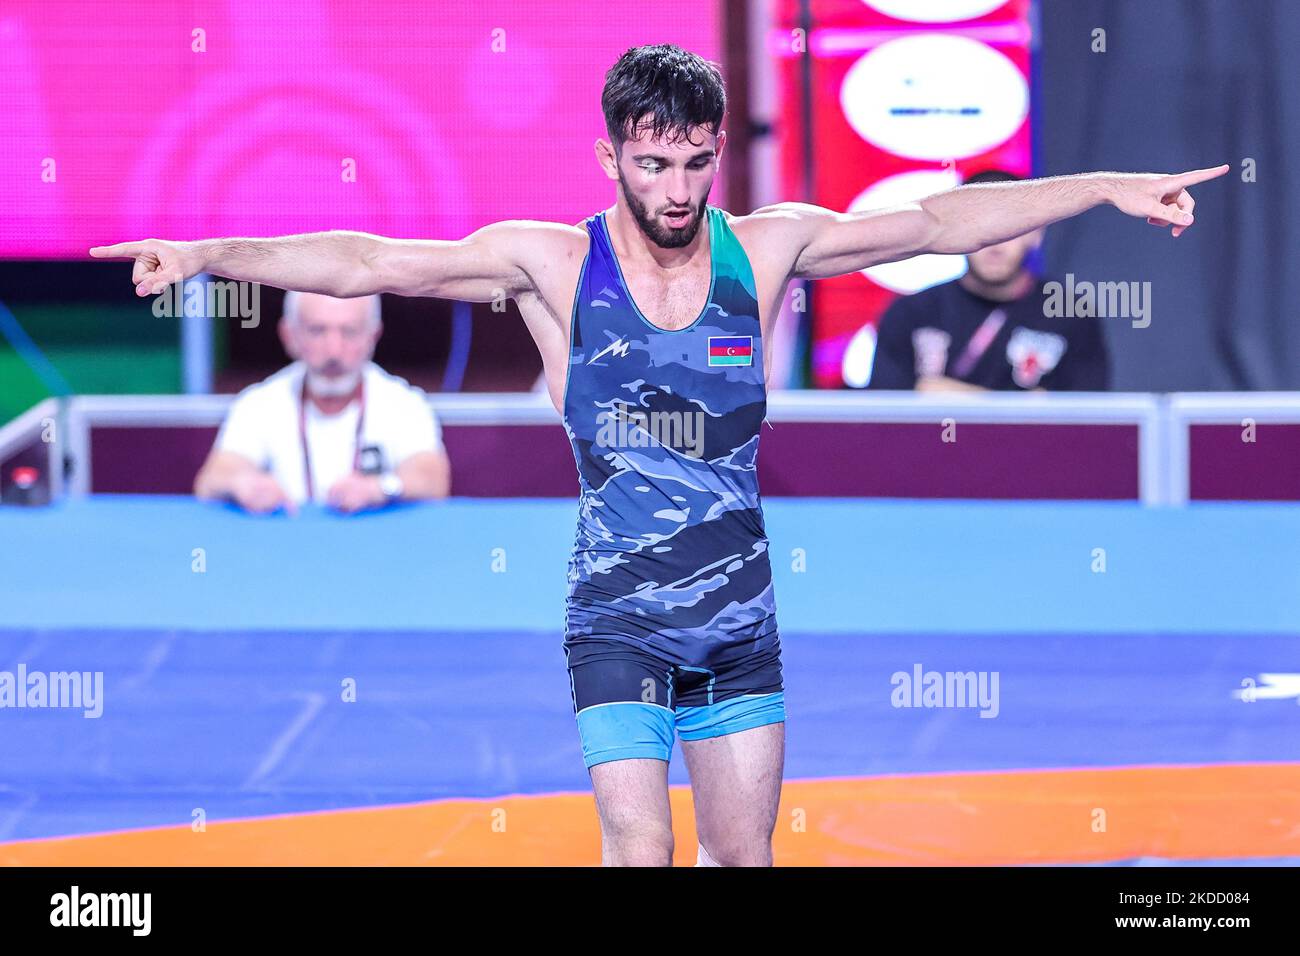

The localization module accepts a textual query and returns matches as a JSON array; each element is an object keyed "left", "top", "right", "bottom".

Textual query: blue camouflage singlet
[{"left": 561, "top": 205, "right": 780, "bottom": 667}]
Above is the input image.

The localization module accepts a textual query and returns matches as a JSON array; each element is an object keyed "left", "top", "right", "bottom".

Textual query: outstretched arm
[
  {"left": 89, "top": 221, "right": 553, "bottom": 302},
  {"left": 767, "top": 165, "right": 1230, "bottom": 281}
]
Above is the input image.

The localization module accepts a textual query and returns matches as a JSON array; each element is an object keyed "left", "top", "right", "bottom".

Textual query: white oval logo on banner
[
  {"left": 842, "top": 323, "right": 878, "bottom": 389},
  {"left": 851, "top": 168, "right": 967, "bottom": 294},
  {"left": 840, "top": 34, "right": 1028, "bottom": 161},
  {"left": 863, "top": 0, "right": 1009, "bottom": 23}
]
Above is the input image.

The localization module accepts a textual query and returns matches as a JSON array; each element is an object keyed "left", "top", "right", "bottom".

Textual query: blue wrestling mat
[{"left": 1, "top": 497, "right": 1297, "bottom": 845}]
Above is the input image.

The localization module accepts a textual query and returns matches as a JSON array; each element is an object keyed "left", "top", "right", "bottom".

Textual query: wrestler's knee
[{"left": 694, "top": 839, "right": 772, "bottom": 867}]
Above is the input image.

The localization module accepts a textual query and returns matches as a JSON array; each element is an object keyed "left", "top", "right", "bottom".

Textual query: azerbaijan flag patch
[{"left": 708, "top": 336, "right": 753, "bottom": 367}]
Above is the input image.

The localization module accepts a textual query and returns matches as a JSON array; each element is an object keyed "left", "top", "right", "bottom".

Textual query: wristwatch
[{"left": 378, "top": 472, "right": 404, "bottom": 502}]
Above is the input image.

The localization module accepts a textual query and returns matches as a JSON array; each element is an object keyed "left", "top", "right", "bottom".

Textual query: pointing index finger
[
  {"left": 88, "top": 242, "right": 144, "bottom": 258},
  {"left": 1168, "top": 164, "right": 1231, "bottom": 190}
]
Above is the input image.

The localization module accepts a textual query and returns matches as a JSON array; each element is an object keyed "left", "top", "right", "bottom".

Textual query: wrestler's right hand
[{"left": 88, "top": 239, "right": 202, "bottom": 298}]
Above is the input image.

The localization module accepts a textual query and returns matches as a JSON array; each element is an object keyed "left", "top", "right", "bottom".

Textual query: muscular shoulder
[
  {"left": 724, "top": 203, "right": 829, "bottom": 274},
  {"left": 490, "top": 220, "right": 589, "bottom": 275},
  {"left": 492, "top": 220, "right": 590, "bottom": 329},
  {"left": 727, "top": 202, "right": 834, "bottom": 238}
]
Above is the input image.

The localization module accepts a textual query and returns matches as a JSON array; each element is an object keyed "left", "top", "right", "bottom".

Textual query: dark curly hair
[{"left": 601, "top": 44, "right": 726, "bottom": 154}]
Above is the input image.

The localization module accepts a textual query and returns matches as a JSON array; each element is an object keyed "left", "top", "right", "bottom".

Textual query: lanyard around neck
[
  {"left": 950, "top": 307, "right": 1008, "bottom": 379},
  {"left": 298, "top": 374, "right": 365, "bottom": 501}
]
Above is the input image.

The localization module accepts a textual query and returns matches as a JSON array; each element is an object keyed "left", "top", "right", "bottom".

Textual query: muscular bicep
[
  {"left": 365, "top": 220, "right": 557, "bottom": 303},
  {"left": 750, "top": 202, "right": 942, "bottom": 281}
]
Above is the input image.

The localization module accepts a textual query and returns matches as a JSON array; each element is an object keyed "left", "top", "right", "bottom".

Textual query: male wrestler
[{"left": 91, "top": 43, "right": 1226, "bottom": 867}]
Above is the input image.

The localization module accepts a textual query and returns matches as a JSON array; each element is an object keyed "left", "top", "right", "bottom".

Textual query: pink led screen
[{"left": 0, "top": 0, "right": 721, "bottom": 258}]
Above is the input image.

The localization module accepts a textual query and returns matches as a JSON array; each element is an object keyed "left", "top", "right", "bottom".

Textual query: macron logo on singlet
[{"left": 587, "top": 337, "right": 631, "bottom": 365}]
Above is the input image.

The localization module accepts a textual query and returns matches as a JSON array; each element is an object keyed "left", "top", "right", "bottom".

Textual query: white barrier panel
[{"left": 0, "top": 397, "right": 63, "bottom": 500}]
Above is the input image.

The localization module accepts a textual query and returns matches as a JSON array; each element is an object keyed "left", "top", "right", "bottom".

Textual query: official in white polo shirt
[{"left": 195, "top": 291, "right": 450, "bottom": 513}]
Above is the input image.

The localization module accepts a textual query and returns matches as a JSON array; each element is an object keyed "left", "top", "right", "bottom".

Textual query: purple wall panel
[
  {"left": 757, "top": 423, "right": 1139, "bottom": 499},
  {"left": 440, "top": 426, "right": 578, "bottom": 498},
  {"left": 88, "top": 424, "right": 581, "bottom": 498},
  {"left": 89, "top": 421, "right": 1142, "bottom": 499},
  {"left": 90, "top": 427, "right": 220, "bottom": 495},
  {"left": 1189, "top": 424, "right": 1300, "bottom": 501}
]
